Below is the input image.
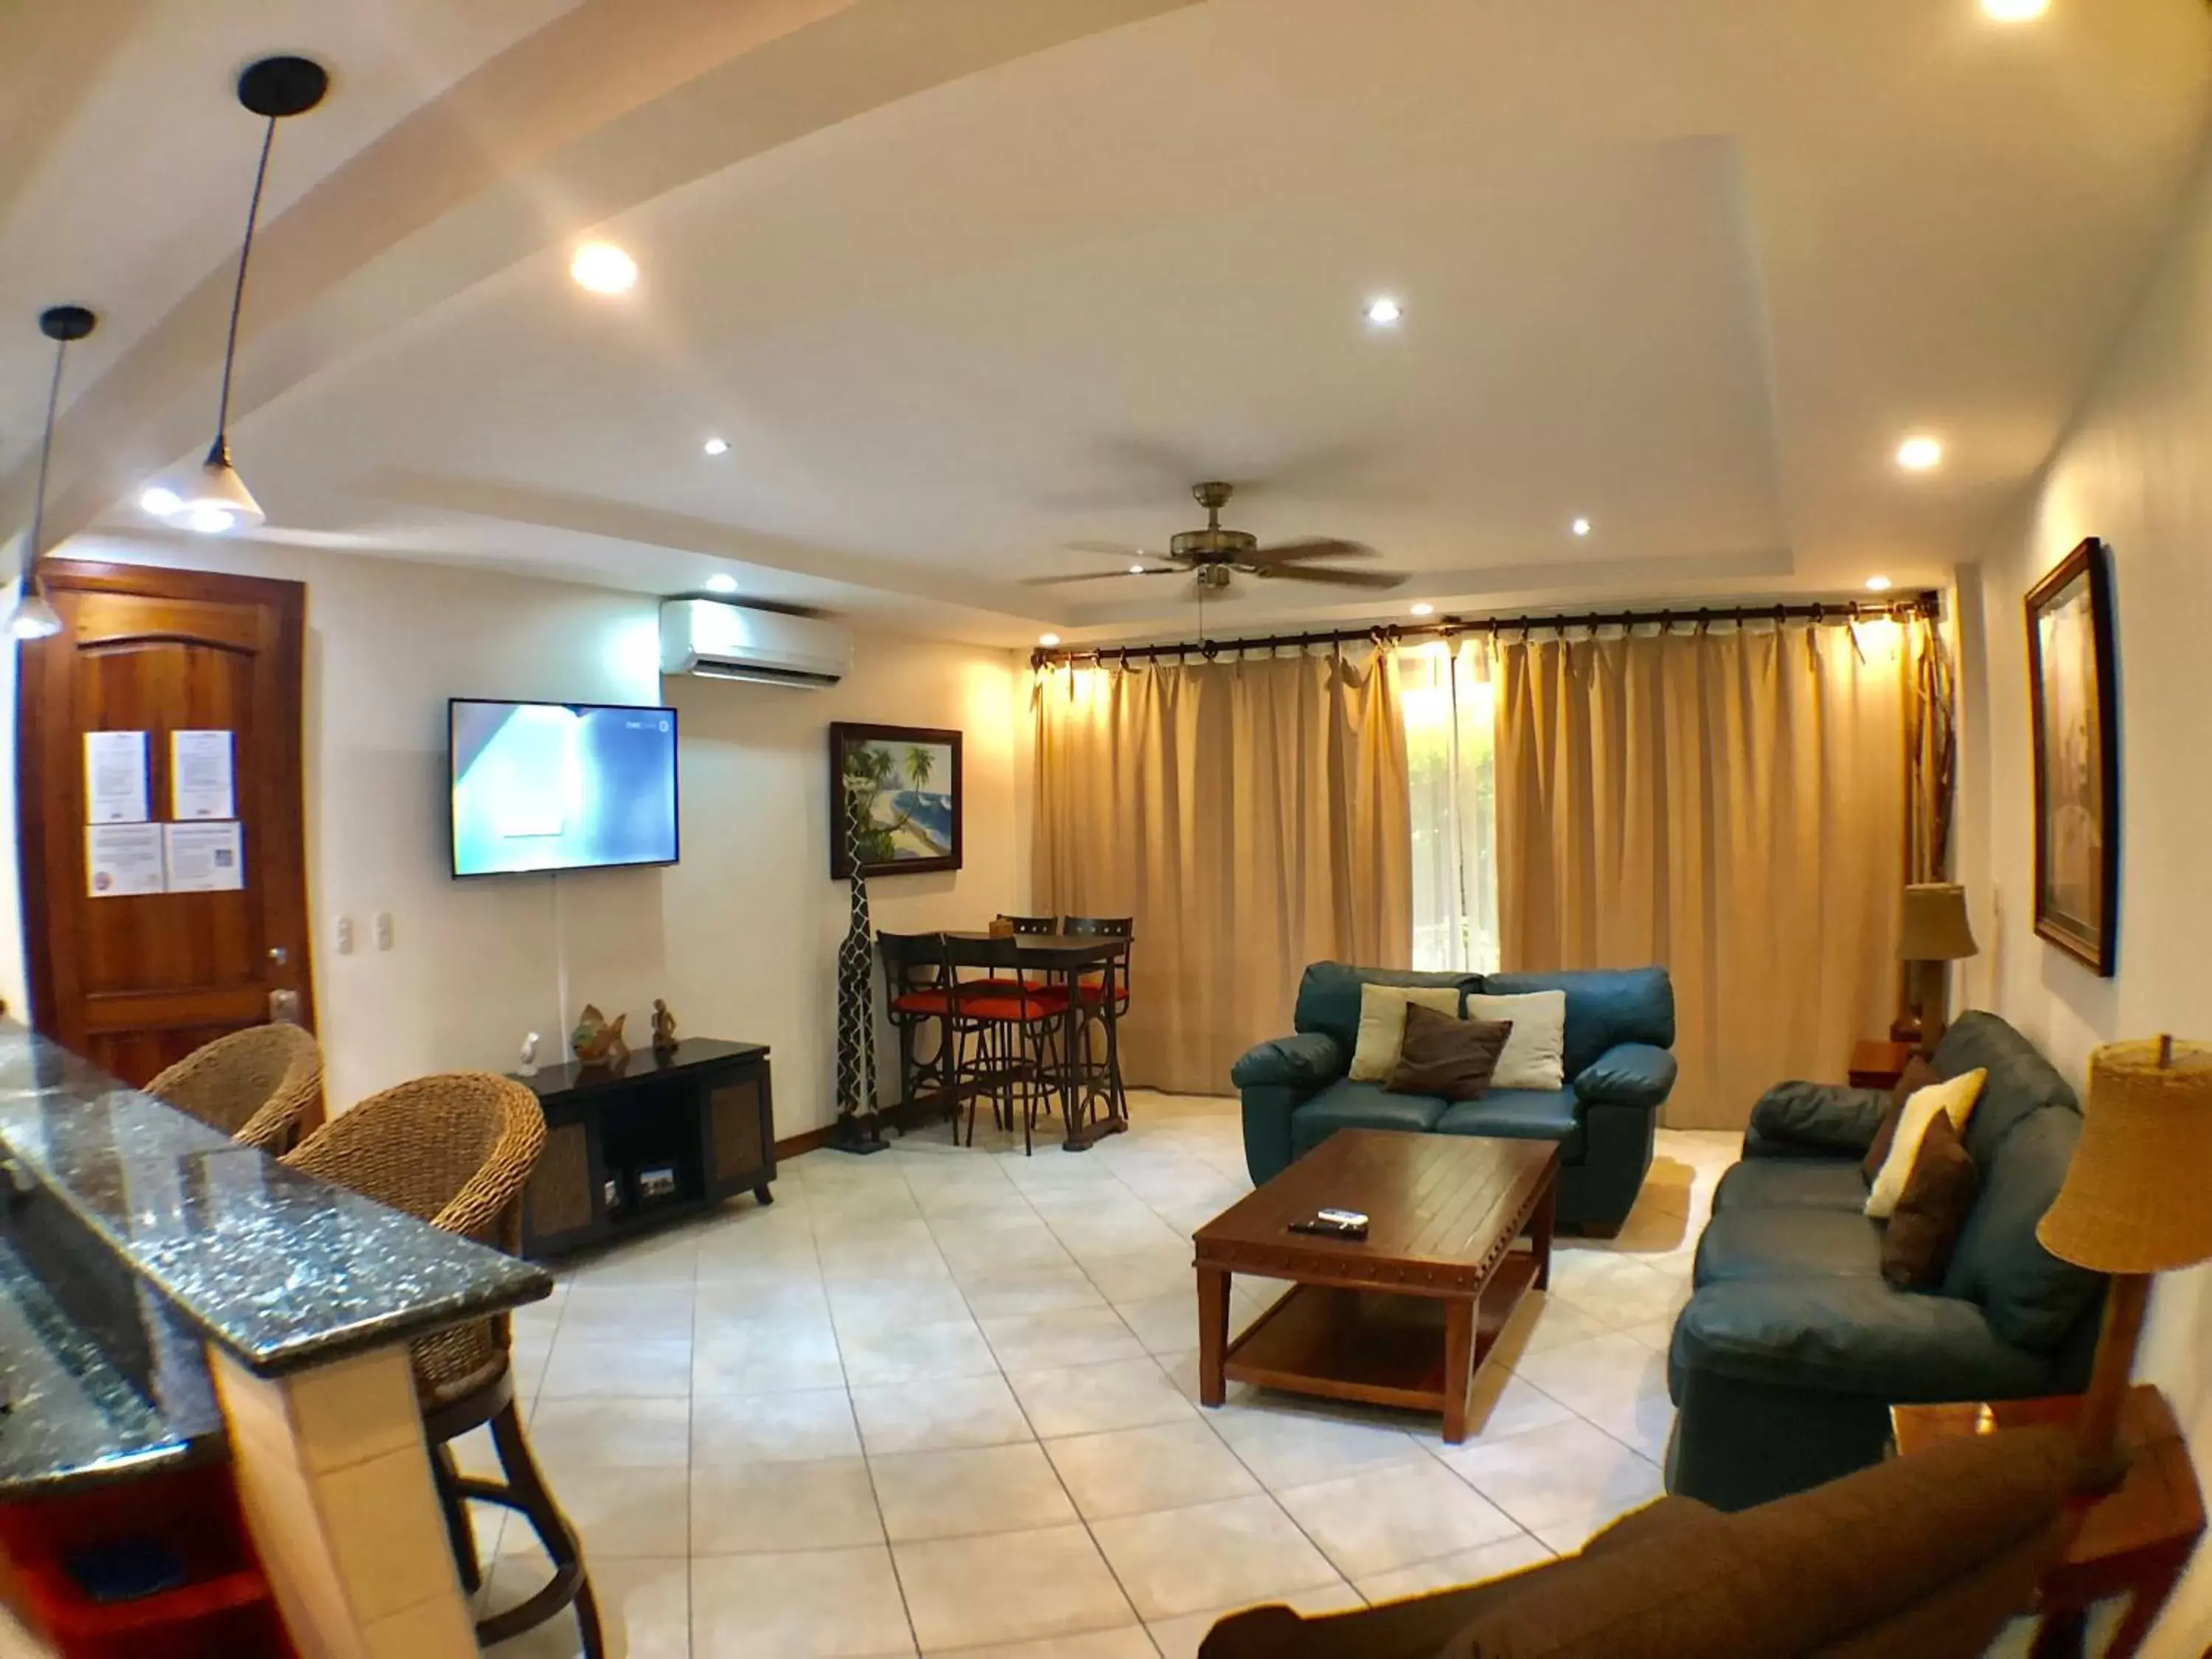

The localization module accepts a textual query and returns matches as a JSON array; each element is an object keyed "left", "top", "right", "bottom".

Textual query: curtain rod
[{"left": 1029, "top": 591, "right": 1941, "bottom": 669}]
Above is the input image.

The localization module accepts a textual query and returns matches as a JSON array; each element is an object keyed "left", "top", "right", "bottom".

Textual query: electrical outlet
[
  {"left": 373, "top": 912, "right": 394, "bottom": 951},
  {"left": 334, "top": 916, "right": 354, "bottom": 955}
]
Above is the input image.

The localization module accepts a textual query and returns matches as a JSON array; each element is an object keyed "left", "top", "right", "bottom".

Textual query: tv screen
[{"left": 449, "top": 699, "right": 679, "bottom": 877}]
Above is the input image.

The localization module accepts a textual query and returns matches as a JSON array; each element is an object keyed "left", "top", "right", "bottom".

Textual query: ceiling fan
[{"left": 1024, "top": 481, "right": 1407, "bottom": 597}]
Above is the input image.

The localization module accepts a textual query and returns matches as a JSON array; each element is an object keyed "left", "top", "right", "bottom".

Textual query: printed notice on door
[
  {"left": 170, "top": 730, "right": 235, "bottom": 820},
  {"left": 164, "top": 822, "right": 245, "bottom": 893},
  {"left": 83, "top": 731, "right": 149, "bottom": 824},
  {"left": 86, "top": 824, "right": 165, "bottom": 896}
]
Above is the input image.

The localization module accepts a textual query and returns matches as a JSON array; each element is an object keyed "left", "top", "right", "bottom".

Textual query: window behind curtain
[{"left": 1399, "top": 639, "right": 1500, "bottom": 973}]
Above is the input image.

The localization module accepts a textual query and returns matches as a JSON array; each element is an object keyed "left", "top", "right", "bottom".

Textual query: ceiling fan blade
[
  {"left": 1259, "top": 564, "right": 1409, "bottom": 590},
  {"left": 1246, "top": 538, "right": 1378, "bottom": 564},
  {"left": 1060, "top": 540, "right": 1148, "bottom": 557},
  {"left": 1021, "top": 566, "right": 1185, "bottom": 587}
]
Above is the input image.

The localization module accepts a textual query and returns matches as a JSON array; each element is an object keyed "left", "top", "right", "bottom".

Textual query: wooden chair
[
  {"left": 285, "top": 1074, "right": 601, "bottom": 1657},
  {"left": 145, "top": 1023, "right": 323, "bottom": 1152}
]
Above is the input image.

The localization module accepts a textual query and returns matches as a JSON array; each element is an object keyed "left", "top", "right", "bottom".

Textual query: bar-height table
[{"left": 941, "top": 931, "right": 1130, "bottom": 1150}]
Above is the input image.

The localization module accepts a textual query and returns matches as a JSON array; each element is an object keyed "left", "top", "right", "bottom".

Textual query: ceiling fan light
[{"left": 7, "top": 582, "right": 61, "bottom": 641}]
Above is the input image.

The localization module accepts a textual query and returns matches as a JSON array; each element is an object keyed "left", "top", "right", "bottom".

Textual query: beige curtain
[
  {"left": 1034, "top": 649, "right": 1411, "bottom": 1093},
  {"left": 1497, "top": 618, "right": 1932, "bottom": 1130}
]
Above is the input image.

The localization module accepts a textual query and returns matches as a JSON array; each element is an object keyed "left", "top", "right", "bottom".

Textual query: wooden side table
[
  {"left": 1848, "top": 1038, "right": 1914, "bottom": 1090},
  {"left": 1891, "top": 1387, "right": 2204, "bottom": 1658}
]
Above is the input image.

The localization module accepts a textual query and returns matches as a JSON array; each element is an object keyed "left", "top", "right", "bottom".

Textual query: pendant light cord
[
  {"left": 209, "top": 116, "right": 277, "bottom": 462},
  {"left": 24, "top": 334, "right": 69, "bottom": 582}
]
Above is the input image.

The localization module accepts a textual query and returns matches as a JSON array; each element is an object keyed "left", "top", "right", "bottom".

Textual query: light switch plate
[
  {"left": 334, "top": 916, "right": 354, "bottom": 955},
  {"left": 373, "top": 912, "right": 394, "bottom": 951}
]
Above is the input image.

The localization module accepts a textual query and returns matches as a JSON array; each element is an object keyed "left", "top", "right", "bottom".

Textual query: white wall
[
  {"left": 9, "top": 538, "right": 1030, "bottom": 1131},
  {"left": 1955, "top": 140, "right": 2212, "bottom": 1658}
]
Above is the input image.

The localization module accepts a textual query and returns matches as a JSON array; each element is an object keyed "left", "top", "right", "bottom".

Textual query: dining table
[{"left": 940, "top": 930, "right": 1130, "bottom": 1150}]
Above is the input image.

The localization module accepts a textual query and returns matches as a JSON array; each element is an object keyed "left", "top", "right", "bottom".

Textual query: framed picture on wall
[
  {"left": 829, "top": 723, "right": 963, "bottom": 879},
  {"left": 2025, "top": 537, "right": 2120, "bottom": 976}
]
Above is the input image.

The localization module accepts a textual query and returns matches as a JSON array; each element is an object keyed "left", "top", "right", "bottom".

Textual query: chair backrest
[
  {"left": 1060, "top": 916, "right": 1132, "bottom": 937},
  {"left": 878, "top": 930, "right": 950, "bottom": 995},
  {"left": 285, "top": 1072, "right": 546, "bottom": 1405},
  {"left": 146, "top": 1023, "right": 323, "bottom": 1152},
  {"left": 998, "top": 914, "right": 1058, "bottom": 934}
]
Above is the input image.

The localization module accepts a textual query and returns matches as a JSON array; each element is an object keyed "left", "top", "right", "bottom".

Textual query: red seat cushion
[
  {"left": 960, "top": 991, "right": 1069, "bottom": 1022},
  {"left": 888, "top": 990, "right": 955, "bottom": 1017},
  {"left": 1076, "top": 983, "right": 1127, "bottom": 1006}
]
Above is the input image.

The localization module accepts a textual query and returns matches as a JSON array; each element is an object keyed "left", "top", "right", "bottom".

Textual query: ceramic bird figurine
[
  {"left": 651, "top": 999, "right": 679, "bottom": 1057},
  {"left": 571, "top": 1004, "right": 629, "bottom": 1067}
]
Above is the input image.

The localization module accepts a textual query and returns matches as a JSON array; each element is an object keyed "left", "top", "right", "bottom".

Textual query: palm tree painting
[{"left": 830, "top": 723, "right": 963, "bottom": 877}]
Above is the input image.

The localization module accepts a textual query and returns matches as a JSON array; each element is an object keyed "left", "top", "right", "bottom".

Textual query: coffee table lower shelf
[{"left": 1218, "top": 1249, "right": 1541, "bottom": 1438}]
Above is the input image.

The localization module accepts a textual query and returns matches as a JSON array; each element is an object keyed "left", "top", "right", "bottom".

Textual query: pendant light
[
  {"left": 9, "top": 305, "right": 97, "bottom": 642},
  {"left": 141, "top": 54, "right": 327, "bottom": 537}
]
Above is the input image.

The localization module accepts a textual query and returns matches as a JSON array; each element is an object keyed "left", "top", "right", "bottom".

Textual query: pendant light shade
[
  {"left": 141, "top": 55, "right": 326, "bottom": 537},
  {"left": 9, "top": 304, "right": 97, "bottom": 644}
]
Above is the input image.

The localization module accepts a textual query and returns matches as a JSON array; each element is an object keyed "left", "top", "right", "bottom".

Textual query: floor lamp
[{"left": 2036, "top": 1037, "right": 2212, "bottom": 1492}]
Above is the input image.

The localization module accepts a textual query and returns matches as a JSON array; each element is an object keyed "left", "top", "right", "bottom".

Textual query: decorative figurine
[
  {"left": 518, "top": 1031, "right": 540, "bottom": 1079},
  {"left": 832, "top": 774, "right": 886, "bottom": 1154},
  {"left": 651, "top": 999, "right": 679, "bottom": 1058},
  {"left": 571, "top": 1004, "right": 629, "bottom": 1068}
]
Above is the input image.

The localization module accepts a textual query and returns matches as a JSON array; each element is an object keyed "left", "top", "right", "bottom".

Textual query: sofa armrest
[
  {"left": 1671, "top": 1279, "right": 2053, "bottom": 1402},
  {"left": 1744, "top": 1081, "right": 1888, "bottom": 1160},
  {"left": 1574, "top": 1043, "right": 1677, "bottom": 1110},
  {"left": 1230, "top": 1032, "right": 1347, "bottom": 1092}
]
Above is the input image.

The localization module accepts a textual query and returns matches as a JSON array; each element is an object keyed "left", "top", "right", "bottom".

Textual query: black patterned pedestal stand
[{"left": 832, "top": 779, "right": 886, "bottom": 1155}]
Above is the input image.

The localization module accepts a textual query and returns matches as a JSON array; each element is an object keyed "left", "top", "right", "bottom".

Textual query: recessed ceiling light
[
  {"left": 571, "top": 242, "right": 638, "bottom": 294},
  {"left": 1865, "top": 575, "right": 1894, "bottom": 593},
  {"left": 1410, "top": 602, "right": 1435, "bottom": 617},
  {"left": 1364, "top": 296, "right": 1403, "bottom": 327},
  {"left": 139, "top": 486, "right": 182, "bottom": 517},
  {"left": 1896, "top": 435, "right": 1944, "bottom": 472},
  {"left": 1981, "top": 0, "right": 2048, "bottom": 19},
  {"left": 706, "top": 574, "right": 739, "bottom": 594},
  {"left": 1127, "top": 564, "right": 1147, "bottom": 575},
  {"left": 702, "top": 437, "right": 729, "bottom": 456},
  {"left": 1039, "top": 633, "right": 1061, "bottom": 647},
  {"left": 1571, "top": 518, "right": 1592, "bottom": 538}
]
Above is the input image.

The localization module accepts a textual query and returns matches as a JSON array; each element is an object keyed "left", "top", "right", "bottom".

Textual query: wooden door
[{"left": 17, "top": 560, "right": 313, "bottom": 1085}]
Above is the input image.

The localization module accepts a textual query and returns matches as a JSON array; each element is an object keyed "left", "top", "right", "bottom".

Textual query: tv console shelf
[{"left": 510, "top": 1038, "right": 775, "bottom": 1258}]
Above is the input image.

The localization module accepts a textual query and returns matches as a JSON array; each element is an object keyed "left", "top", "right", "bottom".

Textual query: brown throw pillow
[
  {"left": 1388, "top": 1006, "right": 1514, "bottom": 1102},
  {"left": 1881, "top": 1112, "right": 1980, "bottom": 1289},
  {"left": 1863, "top": 1056, "right": 1942, "bottom": 1184}
]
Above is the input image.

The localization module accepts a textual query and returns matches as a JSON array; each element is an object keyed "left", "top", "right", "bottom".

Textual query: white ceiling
[{"left": 4, "top": 0, "right": 2208, "bottom": 646}]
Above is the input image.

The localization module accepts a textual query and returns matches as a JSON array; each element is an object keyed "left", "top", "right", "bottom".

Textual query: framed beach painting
[
  {"left": 829, "top": 723, "right": 963, "bottom": 879},
  {"left": 2025, "top": 538, "right": 2120, "bottom": 976}
]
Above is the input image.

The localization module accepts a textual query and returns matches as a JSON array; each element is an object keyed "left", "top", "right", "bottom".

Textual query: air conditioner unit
[{"left": 659, "top": 599, "right": 851, "bottom": 689}]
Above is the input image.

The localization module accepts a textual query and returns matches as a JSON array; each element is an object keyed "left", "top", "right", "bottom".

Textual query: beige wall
[
  {"left": 1953, "top": 143, "right": 2212, "bottom": 1657},
  {"left": 1, "top": 539, "right": 1029, "bottom": 1132}
]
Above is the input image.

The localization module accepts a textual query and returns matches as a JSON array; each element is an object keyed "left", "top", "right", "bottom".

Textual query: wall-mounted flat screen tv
[{"left": 449, "top": 699, "right": 679, "bottom": 877}]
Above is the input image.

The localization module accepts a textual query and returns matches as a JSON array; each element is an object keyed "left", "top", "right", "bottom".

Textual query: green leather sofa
[
  {"left": 1229, "top": 962, "right": 1677, "bottom": 1234},
  {"left": 1665, "top": 1010, "right": 2105, "bottom": 1512}
]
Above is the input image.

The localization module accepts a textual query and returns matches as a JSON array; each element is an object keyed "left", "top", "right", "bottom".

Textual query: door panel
[{"left": 18, "top": 560, "right": 313, "bottom": 1086}]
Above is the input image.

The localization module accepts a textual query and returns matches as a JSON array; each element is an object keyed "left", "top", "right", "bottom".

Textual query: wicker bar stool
[
  {"left": 285, "top": 1074, "right": 601, "bottom": 1657},
  {"left": 146, "top": 1023, "right": 323, "bottom": 1152},
  {"left": 1062, "top": 916, "right": 1133, "bottom": 1125}
]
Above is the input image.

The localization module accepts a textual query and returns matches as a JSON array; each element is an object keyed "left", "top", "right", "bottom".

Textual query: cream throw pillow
[
  {"left": 1865, "top": 1067, "right": 1988, "bottom": 1220},
  {"left": 1349, "top": 984, "right": 1464, "bottom": 1082},
  {"left": 1463, "top": 990, "right": 1569, "bottom": 1091}
]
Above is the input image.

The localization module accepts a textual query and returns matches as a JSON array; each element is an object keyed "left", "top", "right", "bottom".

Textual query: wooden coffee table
[{"left": 1193, "top": 1130, "right": 1558, "bottom": 1443}]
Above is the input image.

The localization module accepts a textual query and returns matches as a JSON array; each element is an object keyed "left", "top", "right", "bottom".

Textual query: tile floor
[{"left": 458, "top": 1093, "right": 1736, "bottom": 1657}]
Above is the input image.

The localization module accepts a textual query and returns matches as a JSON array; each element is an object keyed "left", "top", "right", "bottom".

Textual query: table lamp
[
  {"left": 2037, "top": 1035, "right": 2212, "bottom": 1492},
  {"left": 1892, "top": 883, "right": 1979, "bottom": 1050}
]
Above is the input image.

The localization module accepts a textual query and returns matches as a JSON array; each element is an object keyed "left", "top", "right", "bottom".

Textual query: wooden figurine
[
  {"left": 571, "top": 1004, "right": 629, "bottom": 1068},
  {"left": 651, "top": 999, "right": 679, "bottom": 1058}
]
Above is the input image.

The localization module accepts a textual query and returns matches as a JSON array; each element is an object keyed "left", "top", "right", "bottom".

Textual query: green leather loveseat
[
  {"left": 1666, "top": 1010, "right": 2105, "bottom": 1512},
  {"left": 1229, "top": 962, "right": 1677, "bottom": 1234}
]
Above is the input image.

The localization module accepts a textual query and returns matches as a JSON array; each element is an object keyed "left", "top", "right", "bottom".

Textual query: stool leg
[
  {"left": 483, "top": 1400, "right": 602, "bottom": 1659},
  {"left": 430, "top": 1442, "right": 481, "bottom": 1596}
]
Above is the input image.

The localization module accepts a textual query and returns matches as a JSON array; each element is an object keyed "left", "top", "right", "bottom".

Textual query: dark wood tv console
[{"left": 510, "top": 1037, "right": 775, "bottom": 1257}]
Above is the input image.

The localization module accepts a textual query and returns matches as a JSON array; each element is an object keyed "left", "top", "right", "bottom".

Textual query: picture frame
[
  {"left": 829, "top": 722, "right": 963, "bottom": 879},
  {"left": 2024, "top": 537, "right": 2120, "bottom": 976}
]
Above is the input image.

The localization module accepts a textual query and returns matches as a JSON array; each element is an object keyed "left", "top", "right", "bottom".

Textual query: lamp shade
[
  {"left": 1899, "top": 883, "right": 1978, "bottom": 961},
  {"left": 2038, "top": 1039, "right": 2212, "bottom": 1274}
]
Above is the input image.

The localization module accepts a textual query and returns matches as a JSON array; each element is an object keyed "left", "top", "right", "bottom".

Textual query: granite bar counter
[{"left": 0, "top": 1023, "right": 553, "bottom": 1658}]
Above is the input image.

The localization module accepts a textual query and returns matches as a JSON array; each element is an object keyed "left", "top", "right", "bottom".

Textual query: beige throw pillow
[
  {"left": 1464, "top": 990, "right": 1569, "bottom": 1091},
  {"left": 1865, "top": 1067, "right": 1987, "bottom": 1220},
  {"left": 1348, "top": 984, "right": 1464, "bottom": 1081}
]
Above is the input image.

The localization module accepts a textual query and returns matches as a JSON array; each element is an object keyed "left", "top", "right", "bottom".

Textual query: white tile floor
[{"left": 457, "top": 1093, "right": 1739, "bottom": 1657}]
